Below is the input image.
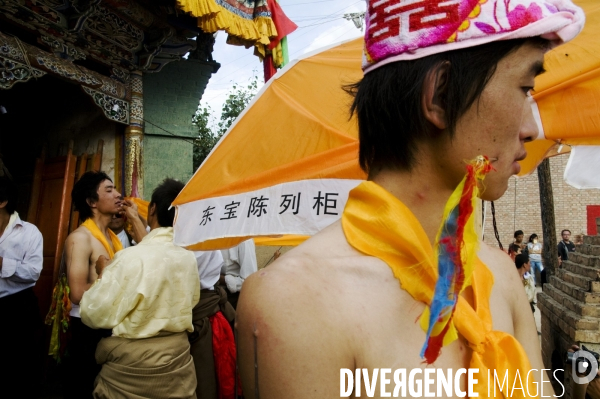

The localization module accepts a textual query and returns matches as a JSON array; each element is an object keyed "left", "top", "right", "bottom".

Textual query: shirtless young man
[
  {"left": 63, "top": 171, "right": 123, "bottom": 398},
  {"left": 236, "top": 1, "right": 584, "bottom": 398}
]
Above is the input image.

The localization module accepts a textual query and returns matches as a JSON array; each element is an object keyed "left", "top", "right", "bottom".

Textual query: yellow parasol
[
  {"left": 522, "top": 0, "right": 600, "bottom": 178},
  {"left": 173, "top": 0, "right": 600, "bottom": 250}
]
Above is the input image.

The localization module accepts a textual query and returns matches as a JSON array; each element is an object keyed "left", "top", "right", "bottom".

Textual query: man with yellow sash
[
  {"left": 63, "top": 171, "right": 123, "bottom": 399},
  {"left": 80, "top": 178, "right": 200, "bottom": 399},
  {"left": 236, "top": 1, "right": 585, "bottom": 398}
]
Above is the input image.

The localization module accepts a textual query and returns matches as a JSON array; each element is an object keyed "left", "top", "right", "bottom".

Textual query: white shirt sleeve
[
  {"left": 0, "top": 224, "right": 43, "bottom": 283},
  {"left": 195, "top": 250, "right": 224, "bottom": 290},
  {"left": 223, "top": 240, "right": 257, "bottom": 293}
]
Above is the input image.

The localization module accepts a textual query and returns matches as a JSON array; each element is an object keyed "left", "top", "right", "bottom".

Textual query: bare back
[
  {"left": 65, "top": 225, "right": 114, "bottom": 305},
  {"left": 237, "top": 221, "right": 551, "bottom": 398}
]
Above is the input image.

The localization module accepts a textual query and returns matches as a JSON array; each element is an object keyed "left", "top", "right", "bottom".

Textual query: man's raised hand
[
  {"left": 95, "top": 255, "right": 109, "bottom": 278},
  {"left": 123, "top": 199, "right": 139, "bottom": 221}
]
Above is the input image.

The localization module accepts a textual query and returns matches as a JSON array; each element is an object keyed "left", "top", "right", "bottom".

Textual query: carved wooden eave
[
  {"left": 0, "top": 0, "right": 218, "bottom": 124},
  {"left": 0, "top": 0, "right": 203, "bottom": 74},
  {"left": 0, "top": 31, "right": 130, "bottom": 124}
]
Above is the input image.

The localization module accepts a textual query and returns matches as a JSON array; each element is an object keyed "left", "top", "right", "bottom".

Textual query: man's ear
[
  {"left": 149, "top": 203, "right": 157, "bottom": 217},
  {"left": 0, "top": 200, "right": 7, "bottom": 209},
  {"left": 421, "top": 61, "right": 450, "bottom": 130},
  {"left": 86, "top": 198, "right": 97, "bottom": 209}
]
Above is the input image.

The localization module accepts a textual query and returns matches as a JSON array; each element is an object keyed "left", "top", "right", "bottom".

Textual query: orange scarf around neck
[
  {"left": 81, "top": 218, "right": 123, "bottom": 259},
  {"left": 342, "top": 181, "right": 536, "bottom": 398}
]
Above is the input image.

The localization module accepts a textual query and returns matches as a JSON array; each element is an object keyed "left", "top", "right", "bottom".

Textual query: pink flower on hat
[{"left": 507, "top": 3, "right": 544, "bottom": 30}]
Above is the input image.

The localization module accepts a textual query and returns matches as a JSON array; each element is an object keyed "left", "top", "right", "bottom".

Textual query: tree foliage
[{"left": 193, "top": 76, "right": 259, "bottom": 170}]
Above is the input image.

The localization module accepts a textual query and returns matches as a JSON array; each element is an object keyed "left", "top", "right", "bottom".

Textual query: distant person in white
[
  {"left": 195, "top": 249, "right": 224, "bottom": 290},
  {"left": 0, "top": 175, "right": 43, "bottom": 396},
  {"left": 220, "top": 239, "right": 258, "bottom": 309}
]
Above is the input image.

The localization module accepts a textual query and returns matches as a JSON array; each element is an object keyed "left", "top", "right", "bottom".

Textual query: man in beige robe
[{"left": 81, "top": 178, "right": 200, "bottom": 399}]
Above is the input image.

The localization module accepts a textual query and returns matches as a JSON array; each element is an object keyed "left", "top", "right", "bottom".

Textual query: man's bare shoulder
[
  {"left": 244, "top": 221, "right": 390, "bottom": 298},
  {"left": 238, "top": 220, "right": 411, "bottom": 335},
  {"left": 65, "top": 226, "right": 92, "bottom": 248},
  {"left": 477, "top": 241, "right": 524, "bottom": 333},
  {"left": 478, "top": 241, "right": 522, "bottom": 293}
]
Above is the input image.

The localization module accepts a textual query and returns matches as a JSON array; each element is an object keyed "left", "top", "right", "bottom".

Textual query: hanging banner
[{"left": 174, "top": 179, "right": 363, "bottom": 249}]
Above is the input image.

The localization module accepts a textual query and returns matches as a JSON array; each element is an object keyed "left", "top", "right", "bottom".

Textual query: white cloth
[
  {"left": 220, "top": 239, "right": 257, "bottom": 294},
  {"left": 523, "top": 273, "right": 536, "bottom": 303},
  {"left": 0, "top": 212, "right": 43, "bottom": 298},
  {"left": 194, "top": 250, "right": 223, "bottom": 290},
  {"left": 69, "top": 304, "right": 80, "bottom": 318},
  {"left": 564, "top": 146, "right": 600, "bottom": 189},
  {"left": 80, "top": 227, "right": 200, "bottom": 338},
  {"left": 116, "top": 229, "right": 131, "bottom": 249},
  {"left": 527, "top": 242, "right": 543, "bottom": 262}
]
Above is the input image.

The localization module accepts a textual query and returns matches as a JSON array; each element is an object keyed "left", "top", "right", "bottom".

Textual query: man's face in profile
[{"left": 440, "top": 42, "right": 545, "bottom": 201}]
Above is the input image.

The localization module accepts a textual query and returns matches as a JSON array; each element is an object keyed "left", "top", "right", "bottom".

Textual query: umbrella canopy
[
  {"left": 521, "top": 0, "right": 600, "bottom": 176},
  {"left": 173, "top": 0, "right": 600, "bottom": 250}
]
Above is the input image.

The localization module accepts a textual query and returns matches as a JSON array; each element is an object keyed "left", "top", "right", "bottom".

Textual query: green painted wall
[{"left": 142, "top": 58, "right": 218, "bottom": 198}]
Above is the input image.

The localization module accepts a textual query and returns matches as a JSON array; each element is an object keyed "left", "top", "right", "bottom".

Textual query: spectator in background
[
  {"left": 220, "top": 239, "right": 258, "bottom": 309},
  {"left": 515, "top": 253, "right": 536, "bottom": 313},
  {"left": 558, "top": 229, "right": 575, "bottom": 266},
  {"left": 514, "top": 229, "right": 526, "bottom": 251},
  {"left": 574, "top": 234, "right": 584, "bottom": 247},
  {"left": 508, "top": 242, "right": 522, "bottom": 262},
  {"left": 108, "top": 213, "right": 132, "bottom": 249},
  {"left": 0, "top": 175, "right": 44, "bottom": 396},
  {"left": 527, "top": 233, "right": 543, "bottom": 285}
]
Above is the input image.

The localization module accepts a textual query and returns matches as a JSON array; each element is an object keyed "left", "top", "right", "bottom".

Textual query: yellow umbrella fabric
[
  {"left": 173, "top": 39, "right": 365, "bottom": 250},
  {"left": 173, "top": 1, "right": 600, "bottom": 249},
  {"left": 520, "top": 0, "right": 600, "bottom": 175}
]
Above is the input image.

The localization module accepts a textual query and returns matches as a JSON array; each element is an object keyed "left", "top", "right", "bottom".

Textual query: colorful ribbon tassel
[{"left": 420, "top": 156, "right": 493, "bottom": 364}]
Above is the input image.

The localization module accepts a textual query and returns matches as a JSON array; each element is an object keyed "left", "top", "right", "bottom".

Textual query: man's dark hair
[
  {"left": 72, "top": 171, "right": 112, "bottom": 222},
  {"left": 0, "top": 176, "right": 17, "bottom": 215},
  {"left": 562, "top": 229, "right": 571, "bottom": 235},
  {"left": 528, "top": 233, "right": 538, "bottom": 243},
  {"left": 514, "top": 230, "right": 524, "bottom": 239},
  {"left": 515, "top": 253, "right": 530, "bottom": 269},
  {"left": 508, "top": 243, "right": 521, "bottom": 255},
  {"left": 150, "top": 178, "right": 184, "bottom": 227},
  {"left": 346, "top": 38, "right": 548, "bottom": 177}
]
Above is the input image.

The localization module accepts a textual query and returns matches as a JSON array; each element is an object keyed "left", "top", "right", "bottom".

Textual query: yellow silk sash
[
  {"left": 342, "top": 181, "right": 537, "bottom": 398},
  {"left": 81, "top": 218, "right": 123, "bottom": 259}
]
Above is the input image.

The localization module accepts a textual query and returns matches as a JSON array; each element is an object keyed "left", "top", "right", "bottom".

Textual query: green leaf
[{"left": 193, "top": 73, "right": 261, "bottom": 170}]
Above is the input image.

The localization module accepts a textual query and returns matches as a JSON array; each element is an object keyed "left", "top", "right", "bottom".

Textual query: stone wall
[
  {"left": 482, "top": 154, "right": 600, "bottom": 248},
  {"left": 538, "top": 234, "right": 600, "bottom": 398},
  {"left": 142, "top": 58, "right": 218, "bottom": 198}
]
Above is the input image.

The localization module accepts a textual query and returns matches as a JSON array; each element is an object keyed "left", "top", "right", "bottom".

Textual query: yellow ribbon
[
  {"left": 342, "top": 181, "right": 536, "bottom": 398},
  {"left": 81, "top": 218, "right": 123, "bottom": 259}
]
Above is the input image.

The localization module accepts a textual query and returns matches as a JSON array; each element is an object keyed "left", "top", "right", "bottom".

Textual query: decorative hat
[{"left": 363, "top": 0, "right": 585, "bottom": 73}]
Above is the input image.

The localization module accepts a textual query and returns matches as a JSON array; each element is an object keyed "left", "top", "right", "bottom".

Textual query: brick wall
[
  {"left": 483, "top": 154, "right": 600, "bottom": 248},
  {"left": 142, "top": 58, "right": 218, "bottom": 198},
  {"left": 538, "top": 236, "right": 600, "bottom": 398}
]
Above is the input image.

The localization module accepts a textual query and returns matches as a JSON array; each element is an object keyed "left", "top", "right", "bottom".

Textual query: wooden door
[{"left": 29, "top": 144, "right": 76, "bottom": 318}]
